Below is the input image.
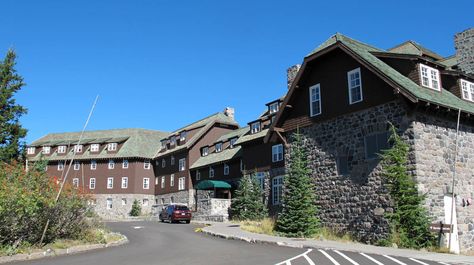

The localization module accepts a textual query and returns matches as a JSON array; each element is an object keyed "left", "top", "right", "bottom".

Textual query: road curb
[{"left": 0, "top": 235, "right": 128, "bottom": 264}]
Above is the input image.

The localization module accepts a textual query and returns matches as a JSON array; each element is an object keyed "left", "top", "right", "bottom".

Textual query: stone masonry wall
[
  {"left": 92, "top": 194, "right": 155, "bottom": 220},
  {"left": 155, "top": 190, "right": 191, "bottom": 212},
  {"left": 455, "top": 28, "right": 474, "bottom": 75}
]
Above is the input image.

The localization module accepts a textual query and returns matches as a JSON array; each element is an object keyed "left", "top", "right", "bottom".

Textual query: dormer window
[
  {"left": 269, "top": 102, "right": 279, "bottom": 114},
  {"left": 170, "top": 136, "right": 176, "bottom": 146},
  {"left": 161, "top": 140, "right": 167, "bottom": 149},
  {"left": 215, "top": 143, "right": 223, "bottom": 153},
  {"left": 251, "top": 122, "right": 261, "bottom": 134},
  {"left": 202, "top": 146, "right": 209, "bottom": 156},
  {"left": 27, "top": 147, "right": 35, "bottom": 155},
  {"left": 107, "top": 143, "right": 117, "bottom": 151},
  {"left": 419, "top": 64, "right": 440, "bottom": 91},
  {"left": 461, "top": 79, "right": 474, "bottom": 102},
  {"left": 42, "top": 146, "right": 51, "bottom": 154},
  {"left": 230, "top": 138, "right": 237, "bottom": 148},
  {"left": 90, "top": 144, "right": 100, "bottom": 152},
  {"left": 58, "top": 145, "right": 66, "bottom": 154},
  {"left": 74, "top": 145, "right": 83, "bottom": 153},
  {"left": 180, "top": 131, "right": 187, "bottom": 142}
]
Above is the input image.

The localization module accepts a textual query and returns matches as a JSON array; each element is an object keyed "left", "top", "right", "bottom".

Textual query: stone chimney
[
  {"left": 224, "top": 107, "right": 235, "bottom": 120},
  {"left": 455, "top": 28, "right": 474, "bottom": 75},
  {"left": 287, "top": 64, "right": 301, "bottom": 89}
]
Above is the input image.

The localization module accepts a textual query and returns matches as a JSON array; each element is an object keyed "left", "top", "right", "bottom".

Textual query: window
[
  {"left": 269, "top": 102, "right": 279, "bottom": 114},
  {"left": 58, "top": 145, "right": 66, "bottom": 154},
  {"left": 348, "top": 68, "right": 363, "bottom": 104},
  {"left": 240, "top": 159, "right": 244, "bottom": 172},
  {"left": 230, "top": 138, "right": 237, "bottom": 148},
  {"left": 161, "top": 198, "right": 165, "bottom": 205},
  {"left": 161, "top": 140, "right": 167, "bottom": 149},
  {"left": 107, "top": 177, "right": 114, "bottom": 189},
  {"left": 90, "top": 178, "right": 96, "bottom": 189},
  {"left": 123, "top": 160, "right": 129, "bottom": 169},
  {"left": 58, "top": 162, "right": 64, "bottom": 171},
  {"left": 309, "top": 84, "right": 322, "bottom": 116},
  {"left": 108, "top": 160, "right": 115, "bottom": 169},
  {"left": 161, "top": 176, "right": 165, "bottom": 188},
  {"left": 143, "top": 199, "right": 149, "bottom": 206},
  {"left": 27, "top": 147, "right": 35, "bottom": 155},
  {"left": 364, "top": 132, "right": 390, "bottom": 159},
  {"left": 143, "top": 178, "right": 150, "bottom": 189},
  {"left": 72, "top": 178, "right": 79, "bottom": 188},
  {"left": 179, "top": 158, "right": 186, "bottom": 171},
  {"left": 178, "top": 177, "right": 185, "bottom": 190},
  {"left": 121, "top": 177, "right": 128, "bottom": 189},
  {"left": 337, "top": 156, "right": 349, "bottom": 175},
  {"left": 202, "top": 147, "right": 209, "bottom": 156},
  {"left": 251, "top": 122, "right": 261, "bottom": 134},
  {"left": 272, "top": 144, "right": 284, "bottom": 162},
  {"left": 144, "top": 160, "right": 151, "bottom": 169},
  {"left": 170, "top": 174, "right": 175, "bottom": 187},
  {"left": 272, "top": 176, "right": 284, "bottom": 205},
  {"left": 74, "top": 161, "right": 80, "bottom": 170},
  {"left": 170, "top": 136, "right": 176, "bottom": 146},
  {"left": 180, "top": 131, "right": 187, "bottom": 142},
  {"left": 224, "top": 164, "right": 229, "bottom": 175},
  {"left": 122, "top": 198, "right": 127, "bottom": 205},
  {"left": 209, "top": 167, "right": 214, "bottom": 178},
  {"left": 90, "top": 144, "right": 100, "bottom": 152},
  {"left": 170, "top": 197, "right": 174, "bottom": 204},
  {"left": 106, "top": 198, "right": 113, "bottom": 209},
  {"left": 108, "top": 143, "right": 117, "bottom": 151},
  {"left": 419, "top": 64, "right": 440, "bottom": 91},
  {"left": 215, "top": 143, "right": 223, "bottom": 152},
  {"left": 74, "top": 145, "right": 83, "bottom": 153},
  {"left": 155, "top": 176, "right": 159, "bottom": 185},
  {"left": 171, "top": 156, "right": 175, "bottom": 165},
  {"left": 162, "top": 159, "right": 166, "bottom": 168},
  {"left": 42, "top": 146, "right": 51, "bottom": 154},
  {"left": 91, "top": 160, "right": 97, "bottom": 170},
  {"left": 461, "top": 79, "right": 474, "bottom": 102},
  {"left": 255, "top": 172, "right": 265, "bottom": 191},
  {"left": 196, "top": 170, "right": 201, "bottom": 180}
]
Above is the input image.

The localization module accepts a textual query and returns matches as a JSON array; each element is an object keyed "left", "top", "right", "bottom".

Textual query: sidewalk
[{"left": 200, "top": 222, "right": 474, "bottom": 265}]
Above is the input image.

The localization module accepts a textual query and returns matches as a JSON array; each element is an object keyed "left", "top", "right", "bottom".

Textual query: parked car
[{"left": 159, "top": 204, "right": 192, "bottom": 224}]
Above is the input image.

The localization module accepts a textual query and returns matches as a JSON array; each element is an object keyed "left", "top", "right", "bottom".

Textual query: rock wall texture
[
  {"left": 455, "top": 28, "right": 474, "bottom": 75},
  {"left": 194, "top": 190, "right": 231, "bottom": 222},
  {"left": 92, "top": 194, "right": 155, "bottom": 219}
]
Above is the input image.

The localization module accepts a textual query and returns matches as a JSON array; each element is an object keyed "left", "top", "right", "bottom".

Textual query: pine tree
[
  {"left": 0, "top": 49, "right": 27, "bottom": 162},
  {"left": 129, "top": 199, "right": 142, "bottom": 216},
  {"left": 275, "top": 131, "right": 319, "bottom": 237},
  {"left": 381, "top": 124, "right": 435, "bottom": 249},
  {"left": 230, "top": 173, "right": 267, "bottom": 220}
]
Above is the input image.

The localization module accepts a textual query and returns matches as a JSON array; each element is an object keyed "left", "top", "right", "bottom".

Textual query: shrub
[{"left": 129, "top": 199, "right": 141, "bottom": 216}]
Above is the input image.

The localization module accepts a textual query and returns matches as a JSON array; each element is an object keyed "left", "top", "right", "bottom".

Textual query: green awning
[{"left": 196, "top": 180, "right": 232, "bottom": 190}]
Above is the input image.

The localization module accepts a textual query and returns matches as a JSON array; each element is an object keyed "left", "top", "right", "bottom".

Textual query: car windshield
[{"left": 175, "top": 205, "right": 189, "bottom": 211}]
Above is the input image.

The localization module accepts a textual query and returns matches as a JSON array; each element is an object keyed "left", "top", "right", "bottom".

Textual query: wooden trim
[{"left": 275, "top": 131, "right": 288, "bottom": 147}]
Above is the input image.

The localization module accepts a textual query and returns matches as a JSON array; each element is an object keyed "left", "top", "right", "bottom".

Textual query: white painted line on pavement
[
  {"left": 303, "top": 254, "right": 316, "bottom": 265},
  {"left": 132, "top": 226, "right": 143, "bottom": 229},
  {"left": 383, "top": 255, "right": 407, "bottom": 265},
  {"left": 318, "top": 249, "right": 341, "bottom": 265},
  {"left": 438, "top": 262, "right": 451, "bottom": 265},
  {"left": 333, "top": 250, "right": 359, "bottom": 265},
  {"left": 408, "top": 258, "right": 430, "bottom": 265},
  {"left": 275, "top": 249, "right": 313, "bottom": 265},
  {"left": 359, "top": 253, "right": 385, "bottom": 265}
]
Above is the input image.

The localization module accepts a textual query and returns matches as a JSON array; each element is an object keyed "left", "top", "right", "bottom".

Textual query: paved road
[{"left": 12, "top": 221, "right": 461, "bottom": 265}]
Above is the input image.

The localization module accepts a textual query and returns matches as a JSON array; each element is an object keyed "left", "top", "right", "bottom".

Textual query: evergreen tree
[
  {"left": 129, "top": 199, "right": 142, "bottom": 216},
  {"left": 381, "top": 124, "right": 435, "bottom": 249},
  {"left": 0, "top": 49, "right": 27, "bottom": 162},
  {"left": 230, "top": 173, "right": 267, "bottom": 220},
  {"left": 275, "top": 131, "right": 319, "bottom": 237}
]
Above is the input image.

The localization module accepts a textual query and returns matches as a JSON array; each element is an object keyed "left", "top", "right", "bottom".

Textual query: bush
[
  {"left": 129, "top": 199, "right": 141, "bottom": 216},
  {"left": 230, "top": 173, "right": 267, "bottom": 221}
]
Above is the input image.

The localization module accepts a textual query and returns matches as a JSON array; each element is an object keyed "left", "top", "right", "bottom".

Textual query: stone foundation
[
  {"left": 155, "top": 190, "right": 193, "bottom": 213},
  {"left": 194, "top": 190, "right": 231, "bottom": 222},
  {"left": 91, "top": 194, "right": 155, "bottom": 220}
]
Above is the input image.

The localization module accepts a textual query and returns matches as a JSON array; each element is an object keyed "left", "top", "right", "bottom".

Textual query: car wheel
[{"left": 185, "top": 220, "right": 190, "bottom": 224}]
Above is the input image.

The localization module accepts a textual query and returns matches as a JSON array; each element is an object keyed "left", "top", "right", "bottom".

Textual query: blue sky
[{"left": 1, "top": 0, "right": 472, "bottom": 143}]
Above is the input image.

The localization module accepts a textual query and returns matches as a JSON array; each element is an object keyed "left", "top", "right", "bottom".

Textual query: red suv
[{"left": 159, "top": 204, "right": 192, "bottom": 224}]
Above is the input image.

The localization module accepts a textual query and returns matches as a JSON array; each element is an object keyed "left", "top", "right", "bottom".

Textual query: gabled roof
[
  {"left": 236, "top": 128, "right": 268, "bottom": 145},
  {"left": 28, "top": 128, "right": 168, "bottom": 161},
  {"left": 388, "top": 40, "right": 444, "bottom": 61},
  {"left": 216, "top": 126, "right": 249, "bottom": 142},
  {"left": 438, "top": 55, "right": 459, "bottom": 70},
  {"left": 190, "top": 146, "right": 242, "bottom": 169}
]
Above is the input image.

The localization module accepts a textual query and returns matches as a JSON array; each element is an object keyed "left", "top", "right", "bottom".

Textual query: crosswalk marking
[
  {"left": 318, "top": 249, "right": 341, "bottom": 265},
  {"left": 359, "top": 253, "right": 385, "bottom": 265},
  {"left": 333, "top": 250, "right": 359, "bottom": 265},
  {"left": 303, "top": 254, "right": 316, "bottom": 265},
  {"left": 275, "top": 249, "right": 313, "bottom": 265},
  {"left": 408, "top": 258, "right": 429, "bottom": 265},
  {"left": 383, "top": 255, "right": 407, "bottom": 265}
]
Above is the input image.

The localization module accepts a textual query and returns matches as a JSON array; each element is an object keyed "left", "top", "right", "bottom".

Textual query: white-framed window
[
  {"left": 107, "top": 143, "right": 117, "bottom": 151},
  {"left": 180, "top": 131, "right": 187, "bottom": 142},
  {"left": 178, "top": 177, "right": 185, "bottom": 190},
  {"left": 58, "top": 145, "right": 66, "bottom": 154},
  {"left": 196, "top": 170, "right": 201, "bottom": 180},
  {"left": 170, "top": 174, "right": 175, "bottom": 187},
  {"left": 89, "top": 178, "right": 96, "bottom": 189},
  {"left": 42, "top": 146, "right": 51, "bottom": 154},
  {"left": 461, "top": 79, "right": 474, "bottom": 102},
  {"left": 179, "top": 158, "right": 186, "bottom": 171},
  {"left": 108, "top": 160, "right": 115, "bottom": 169},
  {"left": 309, "top": 84, "right": 321, "bottom": 116},
  {"left": 155, "top": 176, "right": 159, "bottom": 185},
  {"left": 272, "top": 144, "right": 284, "bottom": 162},
  {"left": 162, "top": 158, "right": 166, "bottom": 168},
  {"left": 250, "top": 122, "right": 261, "bottom": 134},
  {"left": 121, "top": 177, "right": 128, "bottom": 189},
  {"left": 143, "top": 178, "right": 150, "bottom": 189},
  {"left": 122, "top": 159, "right": 129, "bottom": 169},
  {"left": 202, "top": 147, "right": 209, "bottom": 156},
  {"left": 74, "top": 145, "right": 83, "bottom": 153},
  {"left": 224, "top": 164, "right": 229, "bottom": 175},
  {"left": 161, "top": 176, "right": 165, "bottom": 188},
  {"left": 215, "top": 142, "right": 223, "bottom": 152},
  {"left": 230, "top": 138, "right": 237, "bottom": 148},
  {"left": 91, "top": 160, "right": 97, "bottom": 170},
  {"left": 107, "top": 177, "right": 114, "bottom": 189},
  {"left": 269, "top": 102, "right": 279, "bottom": 114},
  {"left": 170, "top": 136, "right": 176, "bottom": 146},
  {"left": 58, "top": 162, "right": 64, "bottom": 171},
  {"left": 72, "top": 178, "right": 79, "bottom": 188},
  {"left": 74, "top": 161, "right": 80, "bottom": 170},
  {"left": 122, "top": 198, "right": 127, "bottom": 205},
  {"left": 90, "top": 144, "right": 100, "bottom": 152},
  {"left": 161, "top": 140, "right": 167, "bottom": 149},
  {"left": 27, "top": 147, "right": 35, "bottom": 155},
  {"left": 144, "top": 160, "right": 151, "bottom": 170},
  {"left": 419, "top": 64, "right": 440, "bottom": 91},
  {"left": 209, "top": 167, "right": 214, "bottom": 178},
  {"left": 255, "top": 172, "right": 265, "bottom": 191},
  {"left": 106, "top": 198, "right": 113, "bottom": 209},
  {"left": 170, "top": 197, "right": 174, "bottom": 204},
  {"left": 272, "top": 176, "right": 284, "bottom": 205},
  {"left": 171, "top": 156, "right": 175, "bottom": 165},
  {"left": 143, "top": 199, "right": 149, "bottom": 206},
  {"left": 347, "top": 68, "right": 363, "bottom": 104}
]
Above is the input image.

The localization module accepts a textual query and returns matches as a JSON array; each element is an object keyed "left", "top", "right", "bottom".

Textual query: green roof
[
  {"left": 190, "top": 146, "right": 242, "bottom": 169},
  {"left": 235, "top": 128, "right": 268, "bottom": 145},
  {"left": 196, "top": 180, "right": 232, "bottom": 190},
  {"left": 388, "top": 40, "right": 443, "bottom": 60},
  {"left": 439, "top": 55, "right": 458, "bottom": 69},
  {"left": 28, "top": 128, "right": 168, "bottom": 161},
  {"left": 216, "top": 126, "right": 249, "bottom": 142}
]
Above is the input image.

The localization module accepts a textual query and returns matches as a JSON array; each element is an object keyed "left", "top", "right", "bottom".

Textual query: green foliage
[
  {"left": 230, "top": 173, "right": 267, "bottom": 220},
  {"left": 0, "top": 49, "right": 27, "bottom": 163},
  {"left": 380, "top": 124, "right": 435, "bottom": 249},
  {"left": 129, "top": 199, "right": 141, "bottom": 216},
  {"left": 275, "top": 131, "right": 319, "bottom": 237}
]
